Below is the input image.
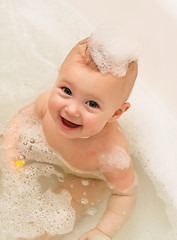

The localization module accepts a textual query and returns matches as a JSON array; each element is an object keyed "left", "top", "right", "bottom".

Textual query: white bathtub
[
  {"left": 0, "top": 0, "right": 177, "bottom": 239},
  {"left": 65, "top": 0, "right": 177, "bottom": 123}
]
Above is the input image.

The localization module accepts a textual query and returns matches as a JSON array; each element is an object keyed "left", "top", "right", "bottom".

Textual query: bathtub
[{"left": 0, "top": 0, "right": 177, "bottom": 239}]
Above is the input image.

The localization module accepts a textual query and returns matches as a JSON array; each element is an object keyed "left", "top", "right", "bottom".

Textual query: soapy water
[
  {"left": 0, "top": 143, "right": 110, "bottom": 240},
  {"left": 119, "top": 82, "right": 177, "bottom": 240},
  {"left": 0, "top": 106, "right": 110, "bottom": 239},
  {"left": 0, "top": 159, "right": 75, "bottom": 239},
  {"left": 91, "top": 234, "right": 111, "bottom": 240},
  {"left": 1, "top": 0, "right": 177, "bottom": 239}
]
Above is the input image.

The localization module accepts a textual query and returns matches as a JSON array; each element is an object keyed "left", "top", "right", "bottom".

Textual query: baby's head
[
  {"left": 60, "top": 25, "right": 138, "bottom": 111},
  {"left": 49, "top": 25, "right": 138, "bottom": 138}
]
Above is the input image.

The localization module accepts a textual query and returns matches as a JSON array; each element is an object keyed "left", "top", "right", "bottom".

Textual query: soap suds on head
[{"left": 87, "top": 24, "right": 139, "bottom": 77}]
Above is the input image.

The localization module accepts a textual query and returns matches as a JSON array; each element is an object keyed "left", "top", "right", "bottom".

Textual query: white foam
[
  {"left": 85, "top": 207, "right": 98, "bottom": 216},
  {"left": 81, "top": 179, "right": 90, "bottom": 186},
  {"left": 120, "top": 80, "right": 177, "bottom": 239},
  {"left": 0, "top": 161, "right": 75, "bottom": 239},
  {"left": 81, "top": 198, "right": 89, "bottom": 205},
  {"left": 88, "top": 24, "right": 139, "bottom": 77},
  {"left": 99, "top": 146, "right": 130, "bottom": 170}
]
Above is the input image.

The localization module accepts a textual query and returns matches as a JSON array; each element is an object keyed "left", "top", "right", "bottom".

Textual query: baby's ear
[{"left": 108, "top": 102, "right": 131, "bottom": 123}]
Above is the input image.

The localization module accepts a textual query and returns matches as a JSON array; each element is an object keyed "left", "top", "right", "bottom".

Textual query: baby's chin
[
  {"left": 66, "top": 134, "right": 91, "bottom": 140},
  {"left": 79, "top": 136, "right": 90, "bottom": 139},
  {"left": 58, "top": 130, "right": 90, "bottom": 140}
]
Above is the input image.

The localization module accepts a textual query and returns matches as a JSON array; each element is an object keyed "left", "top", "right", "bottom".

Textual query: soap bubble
[{"left": 88, "top": 23, "right": 139, "bottom": 77}]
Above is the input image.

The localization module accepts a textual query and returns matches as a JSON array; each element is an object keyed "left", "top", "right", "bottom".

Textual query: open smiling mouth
[{"left": 61, "top": 117, "right": 81, "bottom": 129}]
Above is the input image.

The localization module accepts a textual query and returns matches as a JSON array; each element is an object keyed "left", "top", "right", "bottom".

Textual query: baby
[{"left": 4, "top": 26, "right": 138, "bottom": 240}]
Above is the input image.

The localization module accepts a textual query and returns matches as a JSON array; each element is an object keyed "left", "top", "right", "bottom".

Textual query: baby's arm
[
  {"left": 95, "top": 166, "right": 136, "bottom": 238},
  {"left": 79, "top": 149, "right": 136, "bottom": 240},
  {"left": 3, "top": 102, "right": 35, "bottom": 167},
  {"left": 3, "top": 91, "right": 50, "bottom": 167}
]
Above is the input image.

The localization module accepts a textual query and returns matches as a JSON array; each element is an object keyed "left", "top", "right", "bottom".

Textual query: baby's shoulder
[
  {"left": 100, "top": 123, "right": 130, "bottom": 165},
  {"left": 97, "top": 122, "right": 136, "bottom": 193},
  {"left": 34, "top": 90, "right": 51, "bottom": 119},
  {"left": 101, "top": 121, "right": 129, "bottom": 151}
]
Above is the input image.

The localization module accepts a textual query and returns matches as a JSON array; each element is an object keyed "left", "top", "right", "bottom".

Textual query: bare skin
[{"left": 4, "top": 42, "right": 138, "bottom": 240}]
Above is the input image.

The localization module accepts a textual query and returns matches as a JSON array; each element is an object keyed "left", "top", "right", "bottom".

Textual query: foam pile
[
  {"left": 88, "top": 24, "right": 139, "bottom": 77},
  {"left": 0, "top": 159, "right": 75, "bottom": 239}
]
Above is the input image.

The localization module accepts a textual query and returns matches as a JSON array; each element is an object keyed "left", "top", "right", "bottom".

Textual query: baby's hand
[{"left": 78, "top": 228, "right": 111, "bottom": 240}]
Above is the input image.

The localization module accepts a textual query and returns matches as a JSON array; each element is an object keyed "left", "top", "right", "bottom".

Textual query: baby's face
[{"left": 48, "top": 55, "right": 127, "bottom": 139}]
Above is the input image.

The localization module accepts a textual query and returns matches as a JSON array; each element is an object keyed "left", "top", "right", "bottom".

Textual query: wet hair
[{"left": 73, "top": 37, "right": 99, "bottom": 71}]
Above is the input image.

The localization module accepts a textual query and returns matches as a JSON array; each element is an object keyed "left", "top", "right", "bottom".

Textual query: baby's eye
[
  {"left": 62, "top": 87, "right": 72, "bottom": 96},
  {"left": 86, "top": 101, "right": 99, "bottom": 108}
]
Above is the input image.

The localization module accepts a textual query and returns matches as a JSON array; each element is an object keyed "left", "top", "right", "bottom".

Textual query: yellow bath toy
[{"left": 15, "top": 160, "right": 24, "bottom": 172}]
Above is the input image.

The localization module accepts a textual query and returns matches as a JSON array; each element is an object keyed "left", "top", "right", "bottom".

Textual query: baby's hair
[{"left": 76, "top": 37, "right": 99, "bottom": 72}]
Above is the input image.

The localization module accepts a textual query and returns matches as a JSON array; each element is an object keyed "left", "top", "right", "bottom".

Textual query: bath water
[{"left": 0, "top": 0, "right": 177, "bottom": 239}]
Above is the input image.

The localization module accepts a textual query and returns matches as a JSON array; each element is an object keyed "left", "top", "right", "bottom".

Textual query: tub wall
[{"left": 65, "top": 0, "right": 177, "bottom": 123}]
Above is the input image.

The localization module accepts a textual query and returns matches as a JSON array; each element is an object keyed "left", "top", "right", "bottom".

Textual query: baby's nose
[{"left": 65, "top": 102, "right": 80, "bottom": 118}]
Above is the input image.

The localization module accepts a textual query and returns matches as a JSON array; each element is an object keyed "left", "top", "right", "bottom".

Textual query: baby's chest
[
  {"left": 56, "top": 136, "right": 114, "bottom": 172},
  {"left": 58, "top": 142, "right": 100, "bottom": 172},
  {"left": 42, "top": 127, "right": 98, "bottom": 172}
]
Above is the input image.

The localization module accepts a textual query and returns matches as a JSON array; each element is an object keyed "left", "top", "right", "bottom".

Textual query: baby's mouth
[{"left": 61, "top": 117, "right": 81, "bottom": 128}]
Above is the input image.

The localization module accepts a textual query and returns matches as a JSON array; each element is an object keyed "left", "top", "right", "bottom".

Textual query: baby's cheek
[
  {"left": 84, "top": 116, "right": 103, "bottom": 134},
  {"left": 48, "top": 95, "right": 61, "bottom": 113},
  {"left": 48, "top": 97, "right": 56, "bottom": 113}
]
